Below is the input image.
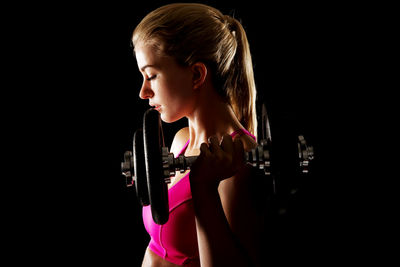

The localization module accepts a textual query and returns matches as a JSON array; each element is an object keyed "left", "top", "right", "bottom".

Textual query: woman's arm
[
  {"left": 190, "top": 134, "right": 262, "bottom": 266},
  {"left": 218, "top": 165, "right": 265, "bottom": 266},
  {"left": 191, "top": 182, "right": 250, "bottom": 266}
]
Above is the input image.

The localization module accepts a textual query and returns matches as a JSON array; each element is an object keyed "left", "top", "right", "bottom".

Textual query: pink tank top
[{"left": 142, "top": 129, "right": 256, "bottom": 266}]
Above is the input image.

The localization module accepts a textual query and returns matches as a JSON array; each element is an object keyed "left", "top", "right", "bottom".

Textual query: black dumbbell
[{"left": 122, "top": 108, "right": 314, "bottom": 225}]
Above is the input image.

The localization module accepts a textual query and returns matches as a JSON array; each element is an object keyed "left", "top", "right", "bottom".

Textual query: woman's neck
[{"left": 185, "top": 92, "right": 242, "bottom": 155}]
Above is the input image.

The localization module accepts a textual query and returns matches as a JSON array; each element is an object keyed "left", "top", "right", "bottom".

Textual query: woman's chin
[
  {"left": 160, "top": 114, "right": 173, "bottom": 123},
  {"left": 160, "top": 113, "right": 182, "bottom": 124}
]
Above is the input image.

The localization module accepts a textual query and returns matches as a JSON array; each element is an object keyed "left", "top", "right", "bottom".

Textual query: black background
[{"left": 13, "top": 0, "right": 387, "bottom": 266}]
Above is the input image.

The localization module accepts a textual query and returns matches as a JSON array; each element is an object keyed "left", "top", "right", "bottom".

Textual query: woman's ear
[{"left": 190, "top": 62, "right": 207, "bottom": 90}]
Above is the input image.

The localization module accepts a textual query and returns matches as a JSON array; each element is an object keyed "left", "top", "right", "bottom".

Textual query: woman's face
[{"left": 135, "top": 43, "right": 195, "bottom": 123}]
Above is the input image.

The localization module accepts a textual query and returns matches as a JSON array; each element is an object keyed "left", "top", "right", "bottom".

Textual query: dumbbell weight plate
[
  {"left": 143, "top": 108, "right": 169, "bottom": 225},
  {"left": 133, "top": 129, "right": 149, "bottom": 206}
]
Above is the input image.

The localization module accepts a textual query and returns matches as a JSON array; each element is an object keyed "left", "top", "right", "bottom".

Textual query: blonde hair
[{"left": 132, "top": 3, "right": 257, "bottom": 136}]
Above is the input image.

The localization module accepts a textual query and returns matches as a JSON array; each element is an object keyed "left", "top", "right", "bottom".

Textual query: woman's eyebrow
[{"left": 140, "top": 64, "right": 157, "bottom": 71}]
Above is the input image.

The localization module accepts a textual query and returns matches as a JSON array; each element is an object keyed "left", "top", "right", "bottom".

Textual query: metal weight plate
[
  {"left": 143, "top": 108, "right": 169, "bottom": 225},
  {"left": 133, "top": 129, "right": 149, "bottom": 206}
]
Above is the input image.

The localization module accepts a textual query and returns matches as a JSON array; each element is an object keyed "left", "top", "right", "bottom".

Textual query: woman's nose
[{"left": 139, "top": 81, "right": 154, "bottom": 99}]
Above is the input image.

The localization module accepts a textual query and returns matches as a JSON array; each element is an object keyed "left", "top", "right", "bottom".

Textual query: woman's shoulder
[{"left": 170, "top": 127, "right": 189, "bottom": 156}]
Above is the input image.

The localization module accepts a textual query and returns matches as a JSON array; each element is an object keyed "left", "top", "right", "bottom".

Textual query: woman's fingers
[
  {"left": 194, "top": 134, "right": 246, "bottom": 182},
  {"left": 199, "top": 142, "right": 210, "bottom": 157},
  {"left": 220, "top": 134, "right": 234, "bottom": 154},
  {"left": 207, "top": 135, "right": 219, "bottom": 153}
]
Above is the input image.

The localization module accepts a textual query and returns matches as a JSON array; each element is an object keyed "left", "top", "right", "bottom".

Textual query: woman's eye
[{"left": 146, "top": 75, "right": 157, "bottom": 81}]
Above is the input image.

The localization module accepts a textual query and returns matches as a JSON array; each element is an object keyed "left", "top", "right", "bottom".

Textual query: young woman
[{"left": 132, "top": 3, "right": 265, "bottom": 266}]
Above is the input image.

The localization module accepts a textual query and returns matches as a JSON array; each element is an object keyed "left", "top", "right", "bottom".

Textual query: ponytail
[{"left": 223, "top": 16, "right": 257, "bottom": 138}]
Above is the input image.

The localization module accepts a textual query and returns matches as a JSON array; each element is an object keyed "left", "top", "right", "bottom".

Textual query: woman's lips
[{"left": 150, "top": 104, "right": 161, "bottom": 111}]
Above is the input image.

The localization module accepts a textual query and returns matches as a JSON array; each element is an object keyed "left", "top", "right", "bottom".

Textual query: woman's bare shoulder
[{"left": 170, "top": 127, "right": 189, "bottom": 156}]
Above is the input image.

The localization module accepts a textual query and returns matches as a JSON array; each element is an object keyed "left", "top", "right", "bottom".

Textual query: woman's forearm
[{"left": 191, "top": 184, "right": 250, "bottom": 267}]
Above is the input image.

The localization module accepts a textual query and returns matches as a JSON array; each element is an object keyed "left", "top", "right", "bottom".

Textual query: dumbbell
[{"left": 122, "top": 108, "right": 314, "bottom": 225}]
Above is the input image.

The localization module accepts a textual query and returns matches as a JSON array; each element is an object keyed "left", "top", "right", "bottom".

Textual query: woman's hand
[{"left": 190, "top": 134, "right": 245, "bottom": 188}]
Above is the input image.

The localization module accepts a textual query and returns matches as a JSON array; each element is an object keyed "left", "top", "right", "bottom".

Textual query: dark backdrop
[{"left": 20, "top": 0, "right": 374, "bottom": 266}]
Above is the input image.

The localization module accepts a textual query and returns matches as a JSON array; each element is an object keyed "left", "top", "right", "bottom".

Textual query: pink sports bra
[{"left": 142, "top": 128, "right": 256, "bottom": 266}]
